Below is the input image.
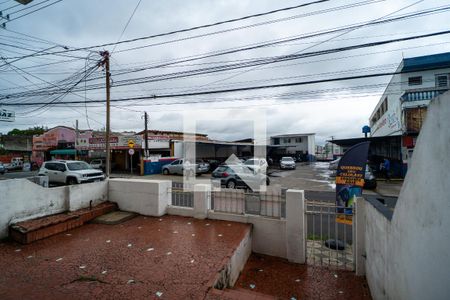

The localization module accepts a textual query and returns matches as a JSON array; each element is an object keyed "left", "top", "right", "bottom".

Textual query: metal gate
[{"left": 305, "top": 199, "right": 354, "bottom": 270}]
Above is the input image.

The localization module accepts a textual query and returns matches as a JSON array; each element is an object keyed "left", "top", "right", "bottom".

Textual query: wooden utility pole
[
  {"left": 75, "top": 119, "right": 79, "bottom": 160},
  {"left": 144, "top": 112, "right": 149, "bottom": 157},
  {"left": 100, "top": 51, "right": 111, "bottom": 177}
]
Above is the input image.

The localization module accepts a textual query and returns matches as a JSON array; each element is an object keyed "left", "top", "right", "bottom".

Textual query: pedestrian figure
[{"left": 382, "top": 158, "right": 391, "bottom": 182}]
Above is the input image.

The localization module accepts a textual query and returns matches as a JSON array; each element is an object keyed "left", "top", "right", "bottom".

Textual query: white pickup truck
[{"left": 5, "top": 157, "right": 24, "bottom": 171}]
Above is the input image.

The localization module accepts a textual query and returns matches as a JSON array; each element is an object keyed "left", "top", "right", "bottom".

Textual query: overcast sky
[{"left": 1, "top": 0, "right": 450, "bottom": 144}]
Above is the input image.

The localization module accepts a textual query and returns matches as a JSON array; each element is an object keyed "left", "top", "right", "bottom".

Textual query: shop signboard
[
  {"left": 0, "top": 109, "right": 15, "bottom": 122},
  {"left": 335, "top": 141, "right": 370, "bottom": 225},
  {"left": 145, "top": 135, "right": 170, "bottom": 149}
]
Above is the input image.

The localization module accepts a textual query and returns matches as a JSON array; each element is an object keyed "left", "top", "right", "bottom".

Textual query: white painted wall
[
  {"left": 0, "top": 179, "right": 108, "bottom": 239},
  {"left": 68, "top": 181, "right": 108, "bottom": 211},
  {"left": 363, "top": 92, "right": 450, "bottom": 300},
  {"left": 207, "top": 211, "right": 287, "bottom": 259},
  {"left": 363, "top": 201, "right": 391, "bottom": 299},
  {"left": 109, "top": 178, "right": 171, "bottom": 216}
]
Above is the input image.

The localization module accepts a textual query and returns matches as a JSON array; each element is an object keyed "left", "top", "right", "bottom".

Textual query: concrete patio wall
[
  {"left": 207, "top": 211, "right": 288, "bottom": 259},
  {"left": 167, "top": 188, "right": 305, "bottom": 261},
  {"left": 108, "top": 178, "right": 171, "bottom": 216},
  {"left": 360, "top": 91, "right": 450, "bottom": 300},
  {"left": 68, "top": 181, "right": 108, "bottom": 211},
  {"left": 0, "top": 179, "right": 108, "bottom": 239}
]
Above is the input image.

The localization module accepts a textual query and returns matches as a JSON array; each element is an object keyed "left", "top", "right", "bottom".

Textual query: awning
[{"left": 50, "top": 149, "right": 77, "bottom": 155}]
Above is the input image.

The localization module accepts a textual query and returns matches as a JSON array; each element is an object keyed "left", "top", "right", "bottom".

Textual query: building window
[
  {"left": 295, "top": 137, "right": 302, "bottom": 143},
  {"left": 283, "top": 138, "right": 291, "bottom": 144},
  {"left": 273, "top": 138, "right": 279, "bottom": 145},
  {"left": 435, "top": 74, "right": 449, "bottom": 88},
  {"left": 408, "top": 76, "right": 422, "bottom": 86}
]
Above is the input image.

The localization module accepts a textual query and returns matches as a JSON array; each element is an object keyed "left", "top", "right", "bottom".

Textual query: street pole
[
  {"left": 144, "top": 112, "right": 149, "bottom": 158},
  {"left": 100, "top": 51, "right": 111, "bottom": 177},
  {"left": 75, "top": 119, "right": 79, "bottom": 160},
  {"left": 330, "top": 135, "right": 334, "bottom": 160}
]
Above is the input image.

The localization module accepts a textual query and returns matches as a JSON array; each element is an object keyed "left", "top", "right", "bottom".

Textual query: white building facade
[
  {"left": 369, "top": 52, "right": 450, "bottom": 166},
  {"left": 270, "top": 133, "right": 315, "bottom": 161}
]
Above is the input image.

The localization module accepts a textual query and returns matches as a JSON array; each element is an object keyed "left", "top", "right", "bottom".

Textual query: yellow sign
[{"left": 128, "top": 140, "right": 135, "bottom": 148}]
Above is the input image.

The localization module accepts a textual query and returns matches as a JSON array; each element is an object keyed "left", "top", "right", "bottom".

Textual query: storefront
[{"left": 76, "top": 134, "right": 142, "bottom": 172}]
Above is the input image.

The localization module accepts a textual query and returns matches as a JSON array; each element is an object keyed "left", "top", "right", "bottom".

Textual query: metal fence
[
  {"left": 211, "top": 187, "right": 286, "bottom": 219},
  {"left": 211, "top": 188, "right": 245, "bottom": 214},
  {"left": 305, "top": 200, "right": 354, "bottom": 271},
  {"left": 172, "top": 181, "right": 194, "bottom": 190},
  {"left": 171, "top": 188, "right": 194, "bottom": 208}
]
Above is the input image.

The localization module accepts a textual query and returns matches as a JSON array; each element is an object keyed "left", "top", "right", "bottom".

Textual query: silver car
[
  {"left": 280, "top": 157, "right": 296, "bottom": 170},
  {"left": 162, "top": 159, "right": 209, "bottom": 176}
]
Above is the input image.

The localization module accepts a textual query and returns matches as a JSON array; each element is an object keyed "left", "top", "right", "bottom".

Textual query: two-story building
[
  {"left": 329, "top": 52, "right": 450, "bottom": 177},
  {"left": 270, "top": 133, "right": 315, "bottom": 161},
  {"left": 369, "top": 51, "right": 450, "bottom": 170}
]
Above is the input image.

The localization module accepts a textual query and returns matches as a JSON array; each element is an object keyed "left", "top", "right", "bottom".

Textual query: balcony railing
[{"left": 401, "top": 89, "right": 448, "bottom": 102}]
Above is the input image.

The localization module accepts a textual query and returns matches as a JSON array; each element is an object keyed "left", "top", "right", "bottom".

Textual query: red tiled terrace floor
[
  {"left": 234, "top": 253, "right": 372, "bottom": 300},
  {"left": 0, "top": 215, "right": 251, "bottom": 300}
]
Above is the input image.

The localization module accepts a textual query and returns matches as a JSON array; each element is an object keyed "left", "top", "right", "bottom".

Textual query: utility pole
[
  {"left": 330, "top": 135, "right": 334, "bottom": 160},
  {"left": 100, "top": 51, "right": 111, "bottom": 177},
  {"left": 75, "top": 119, "right": 79, "bottom": 160},
  {"left": 144, "top": 112, "right": 149, "bottom": 158}
]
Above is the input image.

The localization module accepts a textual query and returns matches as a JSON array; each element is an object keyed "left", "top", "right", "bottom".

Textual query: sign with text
[
  {"left": 144, "top": 135, "right": 170, "bottom": 149},
  {"left": 0, "top": 109, "right": 15, "bottom": 122},
  {"left": 335, "top": 141, "right": 370, "bottom": 225}
]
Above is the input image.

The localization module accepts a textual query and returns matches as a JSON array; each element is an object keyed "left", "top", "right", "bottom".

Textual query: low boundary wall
[{"left": 0, "top": 179, "right": 108, "bottom": 239}]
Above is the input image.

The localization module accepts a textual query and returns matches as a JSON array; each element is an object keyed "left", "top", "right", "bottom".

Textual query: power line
[
  {"left": 3, "top": 28, "right": 449, "bottom": 100},
  {"left": 1, "top": 0, "right": 333, "bottom": 57},
  {"left": 111, "top": 0, "right": 142, "bottom": 54},
  {"left": 1, "top": 0, "right": 64, "bottom": 26},
  {"left": 3, "top": 63, "right": 448, "bottom": 107}
]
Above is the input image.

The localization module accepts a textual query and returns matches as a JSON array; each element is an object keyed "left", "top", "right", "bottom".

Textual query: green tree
[{"left": 7, "top": 126, "right": 47, "bottom": 136}]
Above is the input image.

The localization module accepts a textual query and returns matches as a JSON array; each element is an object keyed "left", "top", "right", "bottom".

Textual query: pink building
[{"left": 32, "top": 126, "right": 76, "bottom": 166}]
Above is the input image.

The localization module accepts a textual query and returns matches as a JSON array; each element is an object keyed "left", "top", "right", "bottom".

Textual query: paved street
[{"left": 117, "top": 161, "right": 403, "bottom": 197}]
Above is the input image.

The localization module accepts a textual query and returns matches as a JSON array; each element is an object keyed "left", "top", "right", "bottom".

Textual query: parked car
[
  {"left": 162, "top": 159, "right": 209, "bottom": 176},
  {"left": 206, "top": 159, "right": 221, "bottom": 172},
  {"left": 90, "top": 159, "right": 105, "bottom": 170},
  {"left": 364, "top": 165, "right": 377, "bottom": 189},
  {"left": 243, "top": 158, "right": 268, "bottom": 174},
  {"left": 328, "top": 157, "right": 341, "bottom": 170},
  {"left": 38, "top": 160, "right": 105, "bottom": 185},
  {"left": 90, "top": 159, "right": 116, "bottom": 171},
  {"left": 5, "top": 157, "right": 24, "bottom": 171},
  {"left": 211, "top": 164, "right": 270, "bottom": 190},
  {"left": 279, "top": 156, "right": 296, "bottom": 170},
  {"left": 0, "top": 162, "right": 6, "bottom": 175}
]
